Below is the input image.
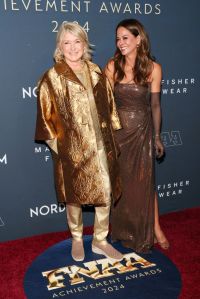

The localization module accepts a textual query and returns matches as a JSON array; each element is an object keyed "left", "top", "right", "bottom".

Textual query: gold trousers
[
  {"left": 66, "top": 203, "right": 111, "bottom": 242},
  {"left": 66, "top": 140, "right": 111, "bottom": 242}
]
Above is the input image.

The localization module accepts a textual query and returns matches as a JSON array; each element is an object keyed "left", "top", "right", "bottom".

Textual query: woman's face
[
  {"left": 116, "top": 26, "right": 140, "bottom": 56},
  {"left": 59, "top": 31, "right": 85, "bottom": 65}
]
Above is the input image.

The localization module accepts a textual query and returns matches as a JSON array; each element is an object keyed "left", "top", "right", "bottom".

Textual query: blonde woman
[{"left": 35, "top": 22, "right": 123, "bottom": 261}]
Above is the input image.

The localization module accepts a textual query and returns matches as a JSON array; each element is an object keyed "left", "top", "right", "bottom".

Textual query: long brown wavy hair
[{"left": 114, "top": 19, "right": 155, "bottom": 86}]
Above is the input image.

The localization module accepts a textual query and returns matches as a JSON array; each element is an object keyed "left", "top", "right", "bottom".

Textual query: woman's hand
[{"left": 154, "top": 136, "right": 164, "bottom": 158}]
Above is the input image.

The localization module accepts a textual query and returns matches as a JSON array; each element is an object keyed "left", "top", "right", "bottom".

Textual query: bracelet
[{"left": 154, "top": 134, "right": 160, "bottom": 138}]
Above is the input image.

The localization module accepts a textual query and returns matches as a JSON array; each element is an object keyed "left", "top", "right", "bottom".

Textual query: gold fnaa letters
[{"left": 42, "top": 252, "right": 156, "bottom": 290}]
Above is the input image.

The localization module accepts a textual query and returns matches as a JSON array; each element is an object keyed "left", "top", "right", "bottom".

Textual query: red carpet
[{"left": 0, "top": 207, "right": 200, "bottom": 299}]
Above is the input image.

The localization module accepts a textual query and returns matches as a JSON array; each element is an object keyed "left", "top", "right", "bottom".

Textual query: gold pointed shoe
[
  {"left": 92, "top": 240, "right": 123, "bottom": 261},
  {"left": 71, "top": 239, "right": 85, "bottom": 261}
]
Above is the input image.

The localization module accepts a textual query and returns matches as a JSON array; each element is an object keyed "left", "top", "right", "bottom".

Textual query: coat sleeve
[
  {"left": 106, "top": 78, "right": 122, "bottom": 131},
  {"left": 35, "top": 77, "right": 57, "bottom": 142}
]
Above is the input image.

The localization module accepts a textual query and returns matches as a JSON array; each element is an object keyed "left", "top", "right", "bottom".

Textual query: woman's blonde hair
[{"left": 54, "top": 22, "right": 92, "bottom": 62}]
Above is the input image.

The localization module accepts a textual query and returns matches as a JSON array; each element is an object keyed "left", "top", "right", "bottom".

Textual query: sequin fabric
[{"left": 111, "top": 83, "right": 155, "bottom": 253}]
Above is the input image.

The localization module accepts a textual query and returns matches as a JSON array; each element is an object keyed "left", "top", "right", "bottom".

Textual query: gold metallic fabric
[
  {"left": 66, "top": 203, "right": 111, "bottom": 242},
  {"left": 35, "top": 60, "right": 121, "bottom": 205},
  {"left": 66, "top": 204, "right": 83, "bottom": 240},
  {"left": 93, "top": 204, "right": 111, "bottom": 242},
  {"left": 74, "top": 64, "right": 112, "bottom": 202}
]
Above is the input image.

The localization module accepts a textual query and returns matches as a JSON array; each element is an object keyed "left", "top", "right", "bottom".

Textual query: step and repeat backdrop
[{"left": 0, "top": 0, "right": 199, "bottom": 242}]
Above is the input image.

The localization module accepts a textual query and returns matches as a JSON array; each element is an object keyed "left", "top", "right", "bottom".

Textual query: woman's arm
[
  {"left": 150, "top": 62, "right": 164, "bottom": 158},
  {"left": 104, "top": 59, "right": 115, "bottom": 90},
  {"left": 35, "top": 76, "right": 58, "bottom": 153}
]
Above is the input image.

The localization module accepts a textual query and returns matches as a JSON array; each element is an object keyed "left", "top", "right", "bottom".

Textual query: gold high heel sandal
[{"left": 154, "top": 232, "right": 170, "bottom": 250}]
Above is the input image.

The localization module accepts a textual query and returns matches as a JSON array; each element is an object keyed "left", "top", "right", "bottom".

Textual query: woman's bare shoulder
[{"left": 105, "top": 58, "right": 115, "bottom": 73}]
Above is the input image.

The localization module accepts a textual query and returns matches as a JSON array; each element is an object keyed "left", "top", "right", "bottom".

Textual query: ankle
[
  {"left": 92, "top": 239, "right": 108, "bottom": 246},
  {"left": 72, "top": 238, "right": 83, "bottom": 242}
]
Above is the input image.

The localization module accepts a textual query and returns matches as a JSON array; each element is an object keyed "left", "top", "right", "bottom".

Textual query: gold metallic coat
[{"left": 35, "top": 60, "right": 121, "bottom": 205}]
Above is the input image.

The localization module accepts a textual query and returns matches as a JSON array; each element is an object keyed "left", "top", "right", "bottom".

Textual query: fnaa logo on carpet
[{"left": 24, "top": 235, "right": 181, "bottom": 299}]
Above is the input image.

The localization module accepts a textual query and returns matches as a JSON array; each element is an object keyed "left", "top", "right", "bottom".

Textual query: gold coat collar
[{"left": 54, "top": 60, "right": 102, "bottom": 88}]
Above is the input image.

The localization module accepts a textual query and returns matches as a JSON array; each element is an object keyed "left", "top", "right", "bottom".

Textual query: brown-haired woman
[{"left": 105, "top": 19, "right": 169, "bottom": 253}]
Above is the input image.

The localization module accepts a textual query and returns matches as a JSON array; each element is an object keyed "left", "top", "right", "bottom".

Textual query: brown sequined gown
[{"left": 111, "top": 83, "right": 155, "bottom": 253}]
